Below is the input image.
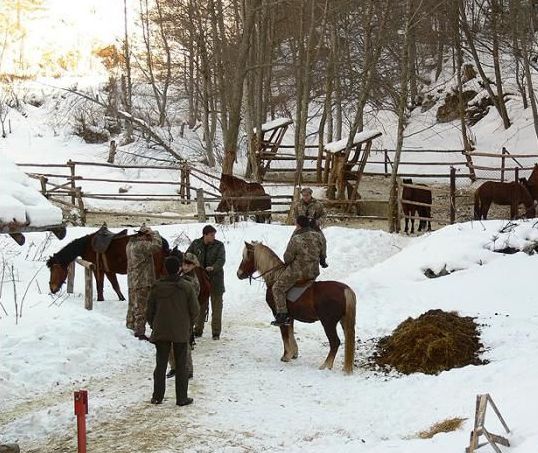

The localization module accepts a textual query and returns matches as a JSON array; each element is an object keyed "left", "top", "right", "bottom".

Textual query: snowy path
[{"left": 5, "top": 221, "right": 538, "bottom": 452}]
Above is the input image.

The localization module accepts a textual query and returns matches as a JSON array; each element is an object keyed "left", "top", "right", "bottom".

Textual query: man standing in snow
[
  {"left": 186, "top": 225, "right": 226, "bottom": 340},
  {"left": 167, "top": 252, "right": 200, "bottom": 380},
  {"left": 126, "top": 225, "right": 162, "bottom": 340},
  {"left": 293, "top": 187, "right": 328, "bottom": 267},
  {"left": 271, "top": 215, "right": 324, "bottom": 326},
  {"left": 147, "top": 256, "right": 199, "bottom": 406}
]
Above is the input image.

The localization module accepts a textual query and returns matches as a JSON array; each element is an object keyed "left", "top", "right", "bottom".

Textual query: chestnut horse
[
  {"left": 218, "top": 173, "right": 271, "bottom": 223},
  {"left": 474, "top": 181, "right": 536, "bottom": 220},
  {"left": 47, "top": 231, "right": 168, "bottom": 301},
  {"left": 237, "top": 242, "right": 356, "bottom": 374}
]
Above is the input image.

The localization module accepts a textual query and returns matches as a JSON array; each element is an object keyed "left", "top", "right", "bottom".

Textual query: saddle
[
  {"left": 91, "top": 225, "right": 128, "bottom": 253},
  {"left": 286, "top": 279, "right": 315, "bottom": 303}
]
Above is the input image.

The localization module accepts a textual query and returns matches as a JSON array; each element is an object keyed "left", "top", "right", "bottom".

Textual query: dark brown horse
[
  {"left": 47, "top": 231, "right": 168, "bottom": 301},
  {"left": 521, "top": 164, "right": 538, "bottom": 200},
  {"left": 236, "top": 242, "right": 356, "bottom": 374},
  {"left": 48, "top": 233, "right": 211, "bottom": 313},
  {"left": 218, "top": 173, "right": 271, "bottom": 223},
  {"left": 401, "top": 178, "right": 432, "bottom": 234},
  {"left": 474, "top": 181, "right": 536, "bottom": 220}
]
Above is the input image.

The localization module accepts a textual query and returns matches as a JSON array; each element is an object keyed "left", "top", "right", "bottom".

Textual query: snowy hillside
[{"left": 2, "top": 220, "right": 538, "bottom": 452}]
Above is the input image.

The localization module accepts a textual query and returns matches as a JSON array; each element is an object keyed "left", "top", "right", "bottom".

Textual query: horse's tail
[
  {"left": 474, "top": 189, "right": 481, "bottom": 220},
  {"left": 342, "top": 287, "right": 356, "bottom": 375}
]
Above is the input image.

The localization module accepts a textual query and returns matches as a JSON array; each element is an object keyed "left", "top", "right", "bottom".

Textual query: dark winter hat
[
  {"left": 300, "top": 187, "right": 313, "bottom": 195},
  {"left": 296, "top": 215, "right": 310, "bottom": 228},
  {"left": 165, "top": 256, "right": 181, "bottom": 275},
  {"left": 202, "top": 225, "right": 217, "bottom": 235}
]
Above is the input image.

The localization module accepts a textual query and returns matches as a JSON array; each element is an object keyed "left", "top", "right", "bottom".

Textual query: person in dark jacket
[
  {"left": 146, "top": 256, "right": 199, "bottom": 406},
  {"left": 186, "top": 225, "right": 226, "bottom": 340}
]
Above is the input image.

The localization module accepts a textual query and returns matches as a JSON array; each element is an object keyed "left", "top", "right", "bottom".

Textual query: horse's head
[
  {"left": 237, "top": 242, "right": 257, "bottom": 280},
  {"left": 46, "top": 256, "right": 69, "bottom": 294}
]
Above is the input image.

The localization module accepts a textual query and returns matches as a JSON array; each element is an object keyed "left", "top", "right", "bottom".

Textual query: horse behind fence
[
  {"left": 401, "top": 178, "right": 432, "bottom": 234},
  {"left": 217, "top": 173, "right": 272, "bottom": 223},
  {"left": 474, "top": 181, "right": 536, "bottom": 220}
]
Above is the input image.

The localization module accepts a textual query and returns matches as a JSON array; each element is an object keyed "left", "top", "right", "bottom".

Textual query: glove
[{"left": 320, "top": 257, "right": 328, "bottom": 268}]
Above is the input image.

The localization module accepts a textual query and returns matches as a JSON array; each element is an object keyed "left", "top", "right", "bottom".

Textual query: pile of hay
[{"left": 373, "top": 309, "right": 485, "bottom": 375}]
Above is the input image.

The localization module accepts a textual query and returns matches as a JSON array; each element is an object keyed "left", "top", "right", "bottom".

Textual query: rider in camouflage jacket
[
  {"left": 272, "top": 216, "right": 323, "bottom": 326},
  {"left": 293, "top": 187, "right": 327, "bottom": 266}
]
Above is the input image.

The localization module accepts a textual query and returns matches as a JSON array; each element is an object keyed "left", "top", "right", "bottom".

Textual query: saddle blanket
[{"left": 287, "top": 281, "right": 314, "bottom": 302}]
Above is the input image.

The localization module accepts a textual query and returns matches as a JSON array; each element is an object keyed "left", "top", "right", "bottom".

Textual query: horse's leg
[
  {"left": 279, "top": 325, "right": 294, "bottom": 362},
  {"left": 404, "top": 214, "right": 409, "bottom": 234},
  {"left": 319, "top": 318, "right": 341, "bottom": 371},
  {"left": 483, "top": 201, "right": 491, "bottom": 220},
  {"left": 410, "top": 215, "right": 415, "bottom": 234},
  {"left": 289, "top": 320, "right": 299, "bottom": 359},
  {"left": 105, "top": 272, "right": 125, "bottom": 301},
  {"left": 94, "top": 269, "right": 105, "bottom": 301},
  {"left": 510, "top": 201, "right": 517, "bottom": 219}
]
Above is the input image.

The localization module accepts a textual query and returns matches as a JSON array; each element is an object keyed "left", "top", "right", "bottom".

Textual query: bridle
[{"left": 243, "top": 247, "right": 286, "bottom": 284}]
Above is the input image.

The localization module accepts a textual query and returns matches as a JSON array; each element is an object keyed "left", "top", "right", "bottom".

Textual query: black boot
[
  {"left": 271, "top": 312, "right": 291, "bottom": 326},
  {"left": 320, "top": 257, "right": 328, "bottom": 268}
]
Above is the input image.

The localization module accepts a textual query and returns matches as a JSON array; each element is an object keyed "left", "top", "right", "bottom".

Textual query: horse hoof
[
  {"left": 119, "top": 297, "right": 126, "bottom": 301},
  {"left": 292, "top": 354, "right": 299, "bottom": 360},
  {"left": 319, "top": 364, "right": 327, "bottom": 370},
  {"left": 281, "top": 356, "right": 291, "bottom": 363}
]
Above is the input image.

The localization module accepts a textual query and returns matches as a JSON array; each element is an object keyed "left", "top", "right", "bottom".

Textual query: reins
[{"left": 248, "top": 262, "right": 286, "bottom": 284}]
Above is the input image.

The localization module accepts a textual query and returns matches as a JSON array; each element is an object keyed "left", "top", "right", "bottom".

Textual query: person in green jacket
[
  {"left": 146, "top": 256, "right": 199, "bottom": 406},
  {"left": 186, "top": 225, "right": 226, "bottom": 340}
]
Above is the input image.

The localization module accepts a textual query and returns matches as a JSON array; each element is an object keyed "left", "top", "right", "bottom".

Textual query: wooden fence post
[
  {"left": 185, "top": 166, "right": 191, "bottom": 201},
  {"left": 39, "top": 175, "right": 48, "bottom": 197},
  {"left": 84, "top": 265, "right": 93, "bottom": 310},
  {"left": 75, "top": 187, "right": 86, "bottom": 226},
  {"left": 196, "top": 188, "right": 207, "bottom": 222},
  {"left": 514, "top": 167, "right": 519, "bottom": 182},
  {"left": 107, "top": 140, "right": 117, "bottom": 164},
  {"left": 450, "top": 167, "right": 456, "bottom": 224},
  {"left": 67, "top": 160, "right": 76, "bottom": 206},
  {"left": 384, "top": 149, "right": 389, "bottom": 177},
  {"left": 500, "top": 147, "right": 507, "bottom": 182},
  {"left": 67, "top": 261, "right": 75, "bottom": 294}
]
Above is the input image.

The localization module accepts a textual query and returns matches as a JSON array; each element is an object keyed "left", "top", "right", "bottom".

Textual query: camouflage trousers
[
  {"left": 314, "top": 226, "right": 327, "bottom": 260},
  {"left": 272, "top": 269, "right": 298, "bottom": 314},
  {"left": 126, "top": 285, "right": 151, "bottom": 335},
  {"left": 169, "top": 344, "right": 193, "bottom": 377}
]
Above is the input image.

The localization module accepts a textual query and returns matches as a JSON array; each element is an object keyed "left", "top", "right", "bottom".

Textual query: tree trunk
[{"left": 388, "top": 0, "right": 411, "bottom": 233}]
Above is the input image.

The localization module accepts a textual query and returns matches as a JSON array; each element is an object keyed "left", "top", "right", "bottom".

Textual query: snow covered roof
[
  {"left": 0, "top": 153, "right": 63, "bottom": 232},
  {"left": 324, "top": 130, "right": 382, "bottom": 153},
  {"left": 254, "top": 117, "right": 293, "bottom": 133}
]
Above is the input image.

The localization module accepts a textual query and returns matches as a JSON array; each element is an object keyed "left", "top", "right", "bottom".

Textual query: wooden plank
[
  {"left": 84, "top": 266, "right": 93, "bottom": 311},
  {"left": 465, "top": 151, "right": 538, "bottom": 158},
  {"left": 67, "top": 262, "right": 75, "bottom": 294},
  {"left": 486, "top": 395, "right": 510, "bottom": 433},
  {"left": 481, "top": 428, "right": 504, "bottom": 453}
]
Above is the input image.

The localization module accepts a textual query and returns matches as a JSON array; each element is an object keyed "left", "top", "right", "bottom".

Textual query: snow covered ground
[{"left": 2, "top": 220, "right": 538, "bottom": 452}]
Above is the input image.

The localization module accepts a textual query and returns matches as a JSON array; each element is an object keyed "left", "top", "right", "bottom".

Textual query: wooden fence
[
  {"left": 262, "top": 148, "right": 474, "bottom": 183},
  {"left": 18, "top": 160, "right": 294, "bottom": 224}
]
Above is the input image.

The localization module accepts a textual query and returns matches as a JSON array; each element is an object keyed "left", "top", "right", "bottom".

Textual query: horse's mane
[
  {"left": 252, "top": 242, "right": 283, "bottom": 272},
  {"left": 46, "top": 235, "right": 90, "bottom": 267}
]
